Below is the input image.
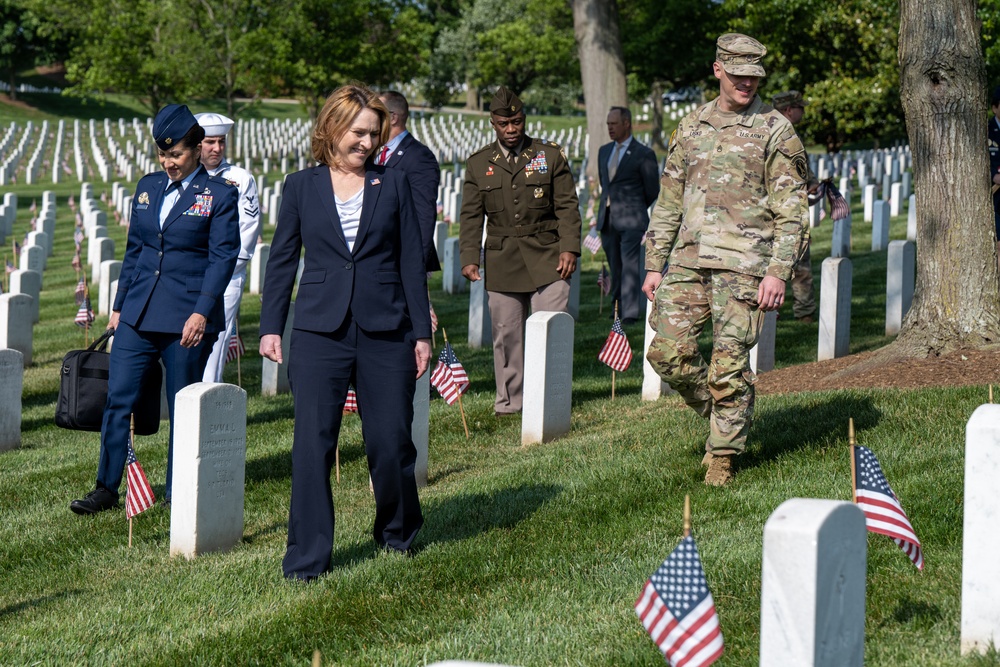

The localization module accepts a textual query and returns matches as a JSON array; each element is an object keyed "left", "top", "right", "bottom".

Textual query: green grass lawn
[{"left": 0, "top": 133, "right": 997, "bottom": 665}]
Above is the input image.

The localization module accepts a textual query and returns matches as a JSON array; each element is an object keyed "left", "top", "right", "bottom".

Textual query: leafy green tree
[
  {"left": 0, "top": 0, "right": 68, "bottom": 100},
  {"left": 284, "top": 0, "right": 434, "bottom": 118},
  {"left": 720, "top": 0, "right": 903, "bottom": 150}
]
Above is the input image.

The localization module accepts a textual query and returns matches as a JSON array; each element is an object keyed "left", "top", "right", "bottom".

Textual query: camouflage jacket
[{"left": 645, "top": 96, "right": 808, "bottom": 281}]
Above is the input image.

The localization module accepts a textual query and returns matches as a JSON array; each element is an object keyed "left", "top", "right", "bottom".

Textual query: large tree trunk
[
  {"left": 572, "top": 0, "right": 627, "bottom": 181},
  {"left": 651, "top": 80, "right": 665, "bottom": 151},
  {"left": 890, "top": 0, "right": 1000, "bottom": 357}
]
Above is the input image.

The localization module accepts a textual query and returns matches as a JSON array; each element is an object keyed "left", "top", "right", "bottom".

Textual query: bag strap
[{"left": 87, "top": 328, "right": 115, "bottom": 352}]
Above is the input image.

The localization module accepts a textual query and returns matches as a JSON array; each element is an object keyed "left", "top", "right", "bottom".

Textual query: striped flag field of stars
[
  {"left": 852, "top": 445, "right": 924, "bottom": 570},
  {"left": 125, "top": 438, "right": 156, "bottom": 518},
  {"left": 635, "top": 535, "right": 724, "bottom": 667},
  {"left": 430, "top": 342, "right": 469, "bottom": 405},
  {"left": 598, "top": 316, "right": 632, "bottom": 372}
]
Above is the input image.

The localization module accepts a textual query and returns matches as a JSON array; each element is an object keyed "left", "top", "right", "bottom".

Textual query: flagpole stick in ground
[
  {"left": 990, "top": 384, "right": 994, "bottom": 403},
  {"left": 441, "top": 328, "right": 470, "bottom": 439},
  {"left": 683, "top": 494, "right": 691, "bottom": 538},
  {"left": 848, "top": 417, "right": 857, "bottom": 498},
  {"left": 610, "top": 301, "right": 619, "bottom": 400},
  {"left": 429, "top": 288, "right": 436, "bottom": 348}
]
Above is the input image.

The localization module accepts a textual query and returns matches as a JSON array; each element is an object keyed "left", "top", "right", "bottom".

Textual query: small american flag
[
  {"left": 225, "top": 331, "right": 245, "bottom": 363},
  {"left": 68, "top": 194, "right": 76, "bottom": 209},
  {"left": 75, "top": 278, "right": 87, "bottom": 305},
  {"left": 598, "top": 316, "right": 632, "bottom": 372},
  {"left": 74, "top": 297, "right": 94, "bottom": 327},
  {"left": 430, "top": 343, "right": 469, "bottom": 405},
  {"left": 125, "top": 438, "right": 156, "bottom": 518},
  {"left": 71, "top": 249, "right": 82, "bottom": 270},
  {"left": 853, "top": 445, "right": 923, "bottom": 570},
  {"left": 4, "top": 260, "right": 13, "bottom": 275},
  {"left": 429, "top": 300, "right": 439, "bottom": 333},
  {"left": 29, "top": 199, "right": 36, "bottom": 213},
  {"left": 343, "top": 387, "right": 359, "bottom": 413},
  {"left": 635, "top": 535, "right": 724, "bottom": 667},
  {"left": 597, "top": 263, "right": 611, "bottom": 296},
  {"left": 583, "top": 228, "right": 602, "bottom": 255},
  {"left": 826, "top": 181, "right": 851, "bottom": 221}
]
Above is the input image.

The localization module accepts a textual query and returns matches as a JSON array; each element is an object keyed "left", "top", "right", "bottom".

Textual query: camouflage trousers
[
  {"left": 646, "top": 265, "right": 765, "bottom": 455},
  {"left": 790, "top": 243, "right": 815, "bottom": 319}
]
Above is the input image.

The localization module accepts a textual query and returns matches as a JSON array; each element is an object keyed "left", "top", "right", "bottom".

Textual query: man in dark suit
[
  {"left": 597, "top": 106, "right": 660, "bottom": 325},
  {"left": 377, "top": 90, "right": 442, "bottom": 272},
  {"left": 71, "top": 104, "right": 240, "bottom": 514}
]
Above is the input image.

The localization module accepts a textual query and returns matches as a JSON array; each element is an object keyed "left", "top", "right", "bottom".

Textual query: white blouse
[{"left": 335, "top": 188, "right": 364, "bottom": 252}]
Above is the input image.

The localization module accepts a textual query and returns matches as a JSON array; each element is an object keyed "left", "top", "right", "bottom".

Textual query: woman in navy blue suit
[
  {"left": 259, "top": 84, "right": 432, "bottom": 580},
  {"left": 70, "top": 104, "right": 240, "bottom": 515}
]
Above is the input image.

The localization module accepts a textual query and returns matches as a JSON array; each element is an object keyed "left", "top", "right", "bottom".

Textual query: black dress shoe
[{"left": 70, "top": 487, "right": 119, "bottom": 515}]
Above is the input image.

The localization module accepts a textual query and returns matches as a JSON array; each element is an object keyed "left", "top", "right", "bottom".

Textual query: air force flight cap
[
  {"left": 716, "top": 33, "right": 767, "bottom": 77},
  {"left": 489, "top": 86, "right": 524, "bottom": 117},
  {"left": 195, "top": 112, "right": 235, "bottom": 137},
  {"left": 152, "top": 104, "right": 198, "bottom": 150}
]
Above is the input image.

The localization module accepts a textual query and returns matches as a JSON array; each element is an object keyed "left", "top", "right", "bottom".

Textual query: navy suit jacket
[
  {"left": 259, "top": 164, "right": 431, "bottom": 339},
  {"left": 597, "top": 138, "right": 660, "bottom": 232},
  {"left": 114, "top": 166, "right": 240, "bottom": 334},
  {"left": 384, "top": 132, "right": 442, "bottom": 272}
]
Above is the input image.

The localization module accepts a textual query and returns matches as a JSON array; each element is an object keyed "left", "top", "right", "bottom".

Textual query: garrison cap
[
  {"left": 195, "top": 112, "right": 234, "bottom": 137},
  {"left": 771, "top": 90, "right": 807, "bottom": 110},
  {"left": 716, "top": 33, "right": 767, "bottom": 77},
  {"left": 489, "top": 86, "right": 524, "bottom": 117},
  {"left": 152, "top": 104, "right": 198, "bottom": 150}
]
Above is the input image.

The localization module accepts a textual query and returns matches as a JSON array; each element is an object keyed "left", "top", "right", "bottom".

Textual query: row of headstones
[{"left": 2, "top": 336, "right": 998, "bottom": 662}]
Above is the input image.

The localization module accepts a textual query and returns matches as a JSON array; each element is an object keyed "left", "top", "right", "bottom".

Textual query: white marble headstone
[
  {"left": 961, "top": 404, "right": 1000, "bottom": 655},
  {"left": 170, "top": 382, "right": 247, "bottom": 559},
  {"left": 0, "top": 293, "right": 34, "bottom": 367},
  {"left": 818, "top": 257, "right": 852, "bottom": 361},
  {"left": 442, "top": 237, "right": 466, "bottom": 295},
  {"left": 760, "top": 498, "right": 866, "bottom": 667},
  {"left": 99, "top": 260, "right": 123, "bottom": 316},
  {"left": 749, "top": 310, "right": 778, "bottom": 374},
  {"left": 641, "top": 297, "right": 672, "bottom": 401},
  {"left": 871, "top": 201, "right": 889, "bottom": 252},
  {"left": 249, "top": 243, "right": 269, "bottom": 295},
  {"left": 885, "top": 241, "right": 915, "bottom": 336},
  {"left": 9, "top": 269, "right": 41, "bottom": 324},
  {"left": 262, "top": 302, "right": 293, "bottom": 396},
  {"left": 467, "top": 273, "right": 492, "bottom": 348},
  {"left": 0, "top": 348, "right": 23, "bottom": 452},
  {"left": 521, "top": 311, "right": 574, "bottom": 445}
]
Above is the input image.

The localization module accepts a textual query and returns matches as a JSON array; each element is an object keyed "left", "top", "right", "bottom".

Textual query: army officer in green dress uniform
[{"left": 459, "top": 86, "right": 582, "bottom": 416}]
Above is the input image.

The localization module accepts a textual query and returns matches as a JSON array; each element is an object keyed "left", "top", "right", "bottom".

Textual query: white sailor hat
[{"left": 194, "top": 112, "right": 234, "bottom": 137}]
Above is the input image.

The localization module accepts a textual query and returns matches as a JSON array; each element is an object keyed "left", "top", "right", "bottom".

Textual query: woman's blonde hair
[{"left": 311, "top": 84, "right": 390, "bottom": 168}]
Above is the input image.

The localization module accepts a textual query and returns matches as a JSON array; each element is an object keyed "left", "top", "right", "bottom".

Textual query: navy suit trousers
[
  {"left": 96, "top": 322, "right": 212, "bottom": 499},
  {"left": 601, "top": 214, "right": 646, "bottom": 321},
  {"left": 283, "top": 318, "right": 422, "bottom": 578}
]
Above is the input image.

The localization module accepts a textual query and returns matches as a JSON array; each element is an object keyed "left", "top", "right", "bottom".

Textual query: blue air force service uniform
[{"left": 95, "top": 105, "right": 240, "bottom": 502}]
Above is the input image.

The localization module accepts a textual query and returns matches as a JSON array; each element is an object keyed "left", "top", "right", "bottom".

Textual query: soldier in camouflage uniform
[
  {"left": 459, "top": 86, "right": 581, "bottom": 416},
  {"left": 773, "top": 90, "right": 817, "bottom": 323},
  {"left": 641, "top": 34, "right": 808, "bottom": 486}
]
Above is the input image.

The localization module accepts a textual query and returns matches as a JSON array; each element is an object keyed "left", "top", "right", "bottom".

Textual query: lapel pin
[{"left": 370, "top": 178, "right": 381, "bottom": 185}]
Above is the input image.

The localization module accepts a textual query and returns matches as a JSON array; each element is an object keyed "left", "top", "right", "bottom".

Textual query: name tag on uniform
[{"left": 183, "top": 194, "right": 214, "bottom": 217}]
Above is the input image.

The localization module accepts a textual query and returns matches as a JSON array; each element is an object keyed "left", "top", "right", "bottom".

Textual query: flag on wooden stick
[
  {"left": 125, "top": 438, "right": 156, "bottom": 519},
  {"left": 431, "top": 342, "right": 469, "bottom": 405},
  {"left": 225, "top": 331, "right": 245, "bottom": 363},
  {"left": 635, "top": 534, "right": 724, "bottom": 667},
  {"left": 852, "top": 443, "right": 924, "bottom": 570},
  {"left": 599, "top": 314, "right": 633, "bottom": 372}
]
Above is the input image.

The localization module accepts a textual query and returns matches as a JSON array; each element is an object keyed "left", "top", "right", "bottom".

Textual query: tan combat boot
[{"left": 704, "top": 454, "right": 735, "bottom": 486}]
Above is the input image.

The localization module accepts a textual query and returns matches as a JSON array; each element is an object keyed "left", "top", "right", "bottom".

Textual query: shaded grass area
[{"left": 0, "top": 155, "right": 994, "bottom": 665}]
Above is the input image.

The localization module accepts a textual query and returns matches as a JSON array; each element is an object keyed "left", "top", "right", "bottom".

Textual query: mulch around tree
[{"left": 755, "top": 348, "right": 1000, "bottom": 395}]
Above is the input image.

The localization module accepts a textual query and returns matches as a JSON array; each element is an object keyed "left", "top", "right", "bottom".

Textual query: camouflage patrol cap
[
  {"left": 772, "top": 90, "right": 807, "bottom": 110},
  {"left": 489, "top": 86, "right": 524, "bottom": 117},
  {"left": 716, "top": 33, "right": 767, "bottom": 77}
]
